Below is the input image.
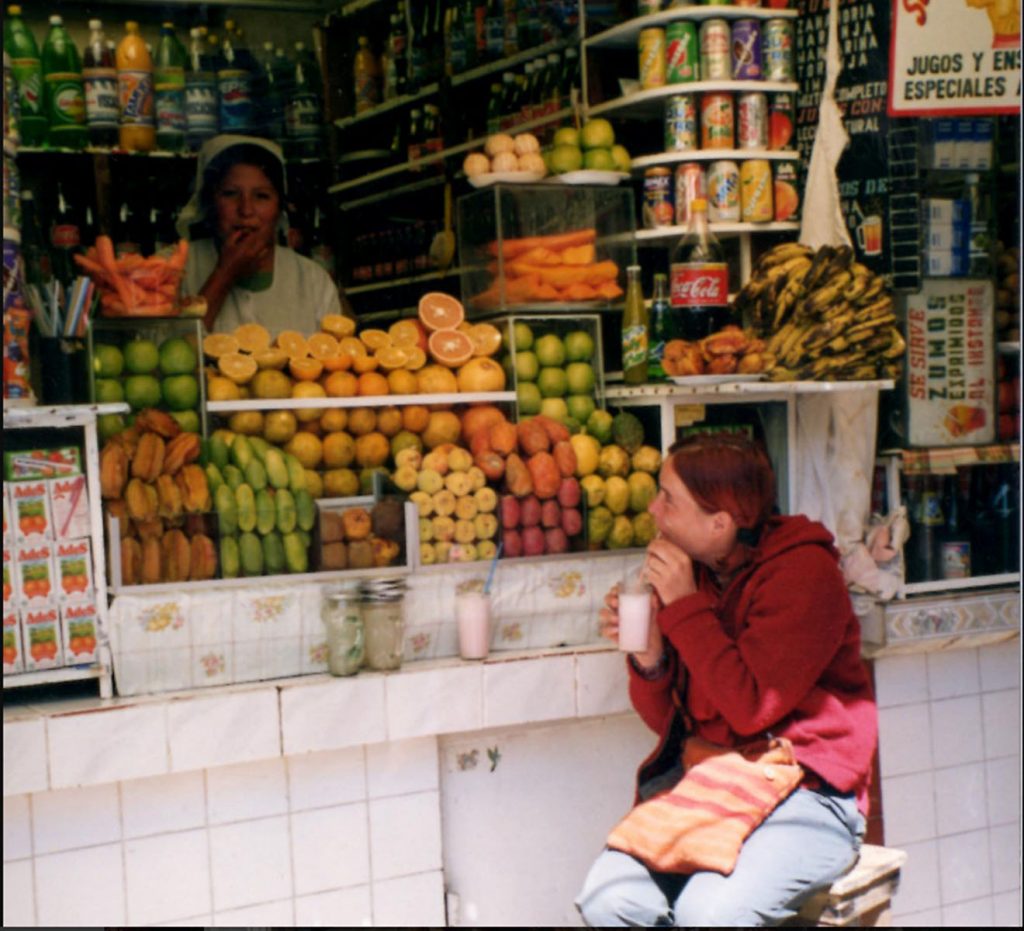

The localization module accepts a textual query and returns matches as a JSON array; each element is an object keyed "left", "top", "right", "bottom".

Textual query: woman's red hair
[{"left": 667, "top": 433, "right": 776, "bottom": 534}]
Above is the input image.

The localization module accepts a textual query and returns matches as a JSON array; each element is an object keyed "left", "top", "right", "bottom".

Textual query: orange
[
  {"left": 307, "top": 332, "right": 340, "bottom": 360},
  {"left": 351, "top": 353, "right": 380, "bottom": 374},
  {"left": 339, "top": 336, "right": 367, "bottom": 358},
  {"left": 354, "top": 432, "right": 390, "bottom": 468},
  {"left": 276, "top": 329, "right": 309, "bottom": 358},
  {"left": 297, "top": 420, "right": 323, "bottom": 437},
  {"left": 292, "top": 381, "right": 327, "bottom": 422},
  {"left": 375, "top": 345, "right": 409, "bottom": 371},
  {"left": 252, "top": 348, "right": 289, "bottom": 370},
  {"left": 376, "top": 405, "right": 403, "bottom": 437},
  {"left": 324, "top": 370, "right": 358, "bottom": 398},
  {"left": 322, "top": 431, "right": 356, "bottom": 468},
  {"left": 402, "top": 404, "right": 430, "bottom": 433},
  {"left": 320, "top": 408, "right": 349, "bottom": 432},
  {"left": 289, "top": 357, "right": 324, "bottom": 381},
  {"left": 357, "top": 371, "right": 390, "bottom": 396},
  {"left": 320, "top": 352, "right": 353, "bottom": 373},
  {"left": 416, "top": 364, "right": 459, "bottom": 394},
  {"left": 389, "top": 319, "right": 425, "bottom": 348},
  {"left": 359, "top": 328, "right": 391, "bottom": 351},
  {"left": 347, "top": 407, "right": 378, "bottom": 436},
  {"left": 207, "top": 375, "right": 241, "bottom": 401},
  {"left": 418, "top": 291, "right": 465, "bottom": 332},
  {"left": 234, "top": 323, "right": 271, "bottom": 353},
  {"left": 387, "top": 368, "right": 419, "bottom": 396},
  {"left": 218, "top": 352, "right": 258, "bottom": 384},
  {"left": 202, "top": 333, "right": 239, "bottom": 358},
  {"left": 468, "top": 322, "right": 503, "bottom": 357},
  {"left": 284, "top": 432, "right": 323, "bottom": 469},
  {"left": 320, "top": 313, "right": 356, "bottom": 339},
  {"left": 403, "top": 346, "right": 427, "bottom": 370},
  {"left": 428, "top": 328, "right": 474, "bottom": 367}
]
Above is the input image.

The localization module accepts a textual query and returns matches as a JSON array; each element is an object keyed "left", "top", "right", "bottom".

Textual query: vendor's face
[
  {"left": 649, "top": 461, "right": 734, "bottom": 562},
  {"left": 213, "top": 164, "right": 280, "bottom": 247}
]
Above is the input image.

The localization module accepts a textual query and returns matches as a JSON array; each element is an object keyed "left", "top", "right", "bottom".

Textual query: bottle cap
[
  {"left": 691, "top": 197, "right": 707, "bottom": 210},
  {"left": 9, "top": 6, "right": 22, "bottom": 15},
  {"left": 89, "top": 19, "right": 102, "bottom": 29},
  {"left": 49, "top": 14, "right": 62, "bottom": 24},
  {"left": 126, "top": 20, "right": 139, "bottom": 31},
  {"left": 627, "top": 264, "right": 641, "bottom": 272}
]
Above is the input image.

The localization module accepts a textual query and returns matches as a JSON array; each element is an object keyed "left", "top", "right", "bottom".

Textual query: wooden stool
[{"left": 792, "top": 844, "right": 908, "bottom": 927}]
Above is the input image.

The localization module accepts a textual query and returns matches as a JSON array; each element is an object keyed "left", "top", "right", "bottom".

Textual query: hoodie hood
[{"left": 749, "top": 514, "right": 840, "bottom": 567}]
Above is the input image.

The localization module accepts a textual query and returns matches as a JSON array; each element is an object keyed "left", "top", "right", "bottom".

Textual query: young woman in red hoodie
[{"left": 576, "top": 433, "right": 878, "bottom": 927}]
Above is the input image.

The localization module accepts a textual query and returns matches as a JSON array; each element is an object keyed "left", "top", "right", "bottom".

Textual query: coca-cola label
[
  {"left": 669, "top": 262, "right": 729, "bottom": 306},
  {"left": 50, "top": 224, "right": 81, "bottom": 250}
]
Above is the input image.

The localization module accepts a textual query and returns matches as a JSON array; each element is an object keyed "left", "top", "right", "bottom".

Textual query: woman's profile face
[
  {"left": 213, "top": 163, "right": 281, "bottom": 247},
  {"left": 649, "top": 459, "right": 728, "bottom": 561}
]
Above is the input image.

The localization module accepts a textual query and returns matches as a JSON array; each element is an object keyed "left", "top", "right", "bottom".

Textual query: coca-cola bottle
[{"left": 669, "top": 196, "right": 734, "bottom": 339}]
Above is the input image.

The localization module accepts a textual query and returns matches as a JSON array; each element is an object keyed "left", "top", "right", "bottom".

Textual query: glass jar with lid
[
  {"left": 321, "top": 583, "right": 364, "bottom": 676},
  {"left": 360, "top": 578, "right": 406, "bottom": 671}
]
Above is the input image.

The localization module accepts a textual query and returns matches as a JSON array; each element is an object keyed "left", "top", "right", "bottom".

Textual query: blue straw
[{"left": 483, "top": 541, "right": 503, "bottom": 594}]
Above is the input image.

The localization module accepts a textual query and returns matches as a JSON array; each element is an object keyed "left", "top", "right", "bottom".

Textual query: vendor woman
[{"left": 179, "top": 134, "right": 347, "bottom": 334}]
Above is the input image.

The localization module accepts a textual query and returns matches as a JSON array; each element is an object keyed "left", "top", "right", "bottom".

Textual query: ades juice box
[
  {"left": 54, "top": 538, "right": 93, "bottom": 602},
  {"left": 49, "top": 475, "right": 90, "bottom": 540},
  {"left": 11, "top": 480, "right": 53, "bottom": 543},
  {"left": 3, "top": 546, "right": 18, "bottom": 609},
  {"left": 15, "top": 542, "right": 55, "bottom": 607},
  {"left": 22, "top": 603, "right": 62, "bottom": 670},
  {"left": 61, "top": 599, "right": 98, "bottom": 665},
  {"left": 3, "top": 608, "right": 23, "bottom": 674}
]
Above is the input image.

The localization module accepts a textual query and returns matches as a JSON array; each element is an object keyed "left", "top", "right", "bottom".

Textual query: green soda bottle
[
  {"left": 3, "top": 5, "right": 47, "bottom": 145},
  {"left": 41, "top": 14, "right": 86, "bottom": 149},
  {"left": 154, "top": 22, "right": 187, "bottom": 151}
]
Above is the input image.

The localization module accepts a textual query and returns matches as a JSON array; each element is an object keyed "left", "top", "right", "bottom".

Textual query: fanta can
[{"left": 116, "top": 22, "right": 154, "bottom": 152}]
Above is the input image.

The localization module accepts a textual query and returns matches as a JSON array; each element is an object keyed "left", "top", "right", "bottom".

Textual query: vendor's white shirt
[{"left": 185, "top": 239, "right": 342, "bottom": 335}]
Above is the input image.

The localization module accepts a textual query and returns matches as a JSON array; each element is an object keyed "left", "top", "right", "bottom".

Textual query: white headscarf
[{"left": 175, "top": 134, "right": 290, "bottom": 240}]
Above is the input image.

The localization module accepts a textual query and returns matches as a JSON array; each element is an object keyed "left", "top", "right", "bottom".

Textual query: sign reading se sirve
[{"left": 889, "top": 0, "right": 1021, "bottom": 116}]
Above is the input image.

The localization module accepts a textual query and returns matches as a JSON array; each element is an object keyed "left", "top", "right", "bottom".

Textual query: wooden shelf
[
  {"left": 631, "top": 149, "right": 800, "bottom": 170},
  {"left": 586, "top": 6, "right": 799, "bottom": 50},
  {"left": 632, "top": 221, "right": 800, "bottom": 243},
  {"left": 588, "top": 81, "right": 800, "bottom": 120}
]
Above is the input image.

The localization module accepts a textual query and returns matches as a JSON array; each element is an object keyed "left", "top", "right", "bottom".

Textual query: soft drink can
[
  {"left": 639, "top": 28, "right": 667, "bottom": 89},
  {"left": 665, "top": 94, "right": 698, "bottom": 151},
  {"left": 638, "top": 0, "right": 663, "bottom": 13},
  {"left": 738, "top": 92, "right": 768, "bottom": 149},
  {"left": 773, "top": 160, "right": 800, "bottom": 221},
  {"left": 701, "top": 92, "right": 734, "bottom": 149},
  {"left": 707, "top": 160, "right": 740, "bottom": 222},
  {"left": 675, "top": 162, "right": 706, "bottom": 225},
  {"left": 740, "top": 159, "right": 774, "bottom": 222},
  {"left": 644, "top": 167, "right": 675, "bottom": 228},
  {"left": 666, "top": 22, "right": 700, "bottom": 83},
  {"left": 731, "top": 19, "right": 762, "bottom": 79},
  {"left": 768, "top": 92, "right": 795, "bottom": 149},
  {"left": 700, "top": 20, "right": 731, "bottom": 81},
  {"left": 762, "top": 19, "right": 795, "bottom": 81}
]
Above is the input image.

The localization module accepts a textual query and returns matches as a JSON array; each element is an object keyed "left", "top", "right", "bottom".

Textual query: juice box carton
[
  {"left": 15, "top": 542, "right": 55, "bottom": 607},
  {"left": 4, "top": 446, "right": 82, "bottom": 481},
  {"left": 61, "top": 599, "right": 99, "bottom": 665},
  {"left": 3, "top": 546, "right": 18, "bottom": 610},
  {"left": 3, "top": 485, "right": 10, "bottom": 542},
  {"left": 3, "top": 607, "right": 24, "bottom": 674},
  {"left": 22, "top": 603, "right": 63, "bottom": 671},
  {"left": 10, "top": 480, "right": 53, "bottom": 543},
  {"left": 49, "top": 475, "right": 91, "bottom": 540},
  {"left": 54, "top": 538, "right": 94, "bottom": 602}
]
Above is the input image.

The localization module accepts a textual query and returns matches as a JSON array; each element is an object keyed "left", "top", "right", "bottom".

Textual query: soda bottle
[
  {"left": 410, "top": 0, "right": 431, "bottom": 89},
  {"left": 4, "top": 5, "right": 47, "bottom": 146},
  {"left": 460, "top": 0, "right": 477, "bottom": 71},
  {"left": 185, "top": 27, "right": 218, "bottom": 150},
  {"left": 560, "top": 46, "right": 580, "bottom": 105},
  {"left": 485, "top": 81, "right": 502, "bottom": 134},
  {"left": 154, "top": 22, "right": 187, "bottom": 152},
  {"left": 41, "top": 15, "right": 87, "bottom": 150},
  {"left": 485, "top": 0, "right": 505, "bottom": 61},
  {"left": 389, "top": 6, "right": 409, "bottom": 96},
  {"left": 19, "top": 190, "right": 52, "bottom": 285},
  {"left": 446, "top": 1, "right": 468, "bottom": 76},
  {"left": 82, "top": 20, "right": 118, "bottom": 148},
  {"left": 503, "top": 0, "right": 519, "bottom": 57},
  {"left": 48, "top": 181, "right": 82, "bottom": 285},
  {"left": 117, "top": 21, "right": 155, "bottom": 152},
  {"left": 354, "top": 36, "right": 380, "bottom": 114},
  {"left": 113, "top": 194, "right": 146, "bottom": 257},
  {"left": 218, "top": 21, "right": 254, "bottom": 134},
  {"left": 622, "top": 265, "right": 649, "bottom": 385},
  {"left": 647, "top": 272, "right": 671, "bottom": 381},
  {"left": 471, "top": 0, "right": 488, "bottom": 65},
  {"left": 258, "top": 41, "right": 285, "bottom": 142},
  {"left": 669, "top": 197, "right": 733, "bottom": 339},
  {"left": 285, "top": 42, "right": 322, "bottom": 159},
  {"left": 940, "top": 472, "right": 971, "bottom": 579}
]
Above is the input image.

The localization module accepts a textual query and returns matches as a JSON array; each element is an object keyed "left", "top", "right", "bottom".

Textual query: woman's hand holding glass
[{"left": 599, "top": 582, "right": 663, "bottom": 669}]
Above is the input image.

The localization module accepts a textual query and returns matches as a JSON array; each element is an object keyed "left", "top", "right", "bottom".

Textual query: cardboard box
[
  {"left": 10, "top": 480, "right": 53, "bottom": 543},
  {"left": 3, "top": 546, "right": 18, "bottom": 610},
  {"left": 54, "top": 538, "right": 94, "bottom": 602},
  {"left": 2, "top": 486, "right": 10, "bottom": 543},
  {"left": 15, "top": 542, "right": 55, "bottom": 606},
  {"left": 4, "top": 446, "right": 82, "bottom": 481},
  {"left": 22, "top": 603, "right": 62, "bottom": 670},
  {"left": 3, "top": 608, "right": 23, "bottom": 674},
  {"left": 49, "top": 475, "right": 90, "bottom": 540},
  {"left": 61, "top": 599, "right": 98, "bottom": 665}
]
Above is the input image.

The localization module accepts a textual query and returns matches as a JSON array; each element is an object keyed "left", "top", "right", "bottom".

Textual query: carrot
[
  {"left": 487, "top": 228, "right": 598, "bottom": 260},
  {"left": 118, "top": 253, "right": 145, "bottom": 272},
  {"left": 166, "top": 239, "right": 189, "bottom": 271},
  {"left": 95, "top": 236, "right": 136, "bottom": 310},
  {"left": 72, "top": 253, "right": 109, "bottom": 278}
]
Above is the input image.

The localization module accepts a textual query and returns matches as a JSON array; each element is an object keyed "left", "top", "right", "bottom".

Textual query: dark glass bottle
[
  {"left": 906, "top": 472, "right": 944, "bottom": 583},
  {"left": 19, "top": 191, "right": 53, "bottom": 287},
  {"left": 48, "top": 182, "right": 83, "bottom": 286},
  {"left": 647, "top": 272, "right": 671, "bottom": 381},
  {"left": 940, "top": 472, "right": 971, "bottom": 579}
]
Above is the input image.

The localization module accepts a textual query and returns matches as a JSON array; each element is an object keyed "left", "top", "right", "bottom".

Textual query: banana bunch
[{"left": 734, "top": 243, "right": 905, "bottom": 382}]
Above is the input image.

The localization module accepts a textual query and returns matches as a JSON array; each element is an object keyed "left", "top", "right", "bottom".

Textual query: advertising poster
[
  {"left": 889, "top": 0, "right": 1022, "bottom": 116},
  {"left": 903, "top": 278, "right": 995, "bottom": 446}
]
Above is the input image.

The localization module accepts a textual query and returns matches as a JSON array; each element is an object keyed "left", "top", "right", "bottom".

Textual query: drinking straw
[{"left": 483, "top": 541, "right": 503, "bottom": 595}]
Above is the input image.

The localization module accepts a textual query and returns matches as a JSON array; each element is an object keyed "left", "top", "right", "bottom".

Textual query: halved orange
[
  {"left": 234, "top": 323, "right": 271, "bottom": 354},
  {"left": 403, "top": 346, "right": 427, "bottom": 370},
  {"left": 375, "top": 345, "right": 410, "bottom": 371},
  {"left": 352, "top": 353, "right": 380, "bottom": 374},
  {"left": 289, "top": 356, "right": 324, "bottom": 381},
  {"left": 307, "top": 332, "right": 340, "bottom": 360},
  {"left": 357, "top": 372, "right": 390, "bottom": 396},
  {"left": 324, "top": 370, "right": 358, "bottom": 398},
  {"left": 202, "top": 332, "right": 240, "bottom": 359},
  {"left": 428, "top": 328, "right": 474, "bottom": 367},
  {"left": 276, "top": 329, "right": 309, "bottom": 358},
  {"left": 218, "top": 352, "right": 259, "bottom": 384},
  {"left": 389, "top": 319, "right": 425, "bottom": 348},
  {"left": 338, "top": 336, "right": 368, "bottom": 358},
  {"left": 359, "top": 328, "right": 391, "bottom": 351},
  {"left": 320, "top": 351, "right": 353, "bottom": 373},
  {"left": 468, "top": 322, "right": 503, "bottom": 357},
  {"left": 252, "top": 348, "right": 289, "bottom": 370},
  {"left": 418, "top": 292, "right": 465, "bottom": 332},
  {"left": 457, "top": 320, "right": 474, "bottom": 334},
  {"left": 320, "top": 313, "right": 356, "bottom": 340}
]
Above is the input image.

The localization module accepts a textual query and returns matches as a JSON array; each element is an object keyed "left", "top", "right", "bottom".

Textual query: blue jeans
[{"left": 576, "top": 787, "right": 865, "bottom": 927}]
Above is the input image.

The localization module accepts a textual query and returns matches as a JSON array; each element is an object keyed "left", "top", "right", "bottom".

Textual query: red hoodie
[{"left": 628, "top": 515, "right": 878, "bottom": 815}]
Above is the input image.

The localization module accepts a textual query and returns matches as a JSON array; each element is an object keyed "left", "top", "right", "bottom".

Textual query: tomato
[
  {"left": 44, "top": 642, "right": 58, "bottom": 659},
  {"left": 3, "top": 646, "right": 16, "bottom": 664},
  {"left": 38, "top": 580, "right": 50, "bottom": 597},
  {"left": 30, "top": 643, "right": 45, "bottom": 660}
]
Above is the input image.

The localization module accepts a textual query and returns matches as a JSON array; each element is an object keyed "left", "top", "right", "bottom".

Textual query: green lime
[
  {"left": 93, "top": 343, "right": 124, "bottom": 378},
  {"left": 512, "top": 322, "right": 534, "bottom": 351},
  {"left": 534, "top": 333, "right": 566, "bottom": 367},
  {"left": 567, "top": 394, "right": 596, "bottom": 424},
  {"left": 94, "top": 378, "right": 125, "bottom": 403},
  {"left": 170, "top": 409, "right": 201, "bottom": 433},
  {"left": 162, "top": 374, "right": 200, "bottom": 411},
  {"left": 581, "top": 118, "right": 615, "bottom": 150},
  {"left": 540, "top": 398, "right": 570, "bottom": 423},
  {"left": 159, "top": 337, "right": 198, "bottom": 376},
  {"left": 97, "top": 413, "right": 126, "bottom": 442},
  {"left": 553, "top": 126, "right": 580, "bottom": 148},
  {"left": 537, "top": 367, "right": 568, "bottom": 398},
  {"left": 583, "top": 148, "right": 615, "bottom": 171},
  {"left": 123, "top": 339, "right": 160, "bottom": 375},
  {"left": 549, "top": 144, "right": 583, "bottom": 174},
  {"left": 514, "top": 350, "right": 539, "bottom": 382},
  {"left": 564, "top": 330, "right": 595, "bottom": 362},
  {"left": 517, "top": 381, "right": 542, "bottom": 416},
  {"left": 124, "top": 374, "right": 162, "bottom": 410},
  {"left": 566, "top": 362, "right": 596, "bottom": 395}
]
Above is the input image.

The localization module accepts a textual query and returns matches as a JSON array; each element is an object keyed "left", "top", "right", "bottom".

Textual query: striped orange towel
[{"left": 607, "top": 736, "right": 804, "bottom": 875}]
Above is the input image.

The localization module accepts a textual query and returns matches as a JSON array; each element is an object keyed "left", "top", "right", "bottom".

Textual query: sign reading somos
[{"left": 889, "top": 0, "right": 1021, "bottom": 115}]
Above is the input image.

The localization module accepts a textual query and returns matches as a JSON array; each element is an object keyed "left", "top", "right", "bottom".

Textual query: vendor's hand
[
  {"left": 215, "top": 228, "right": 273, "bottom": 283},
  {"left": 599, "top": 582, "right": 664, "bottom": 668},
  {"left": 644, "top": 538, "right": 697, "bottom": 607}
]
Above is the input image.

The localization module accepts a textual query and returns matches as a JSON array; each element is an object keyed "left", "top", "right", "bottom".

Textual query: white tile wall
[
  {"left": 288, "top": 746, "right": 367, "bottom": 810},
  {"left": 206, "top": 757, "right": 288, "bottom": 825},
  {"left": 942, "top": 896, "right": 995, "bottom": 927},
  {"left": 3, "top": 719, "right": 48, "bottom": 795},
  {"left": 212, "top": 898, "right": 294, "bottom": 926},
  {"left": 878, "top": 702, "right": 933, "bottom": 775},
  {"left": 938, "top": 829, "right": 993, "bottom": 905},
  {"left": 365, "top": 736, "right": 438, "bottom": 799},
  {"left": 32, "top": 782, "right": 121, "bottom": 854},
  {"left": 880, "top": 772, "right": 936, "bottom": 845},
  {"left": 386, "top": 665, "right": 483, "bottom": 740},
  {"left": 483, "top": 655, "right": 576, "bottom": 728},
  {"left": 35, "top": 843, "right": 126, "bottom": 926},
  {"left": 988, "top": 822, "right": 1020, "bottom": 894},
  {"left": 933, "top": 763, "right": 989, "bottom": 835},
  {"left": 873, "top": 652, "right": 929, "bottom": 707},
  {"left": 209, "top": 816, "right": 293, "bottom": 911},
  {"left": 981, "top": 688, "right": 1021, "bottom": 758},
  {"left": 3, "top": 794, "right": 32, "bottom": 861},
  {"left": 280, "top": 677, "right": 387, "bottom": 755},
  {"left": 2, "top": 857, "right": 35, "bottom": 927},
  {"left": 291, "top": 803, "right": 370, "bottom": 895},
  {"left": 978, "top": 642, "right": 1019, "bottom": 691},
  {"left": 124, "top": 829, "right": 210, "bottom": 925},
  {"left": 576, "top": 649, "right": 633, "bottom": 717},
  {"left": 168, "top": 688, "right": 280, "bottom": 772},
  {"left": 371, "top": 870, "right": 446, "bottom": 926},
  {"left": 926, "top": 648, "right": 980, "bottom": 698},
  {"left": 121, "top": 770, "right": 206, "bottom": 839},
  {"left": 369, "top": 791, "right": 443, "bottom": 880},
  {"left": 930, "top": 695, "right": 985, "bottom": 768},
  {"left": 992, "top": 890, "right": 1022, "bottom": 926},
  {"left": 295, "top": 885, "right": 373, "bottom": 926}
]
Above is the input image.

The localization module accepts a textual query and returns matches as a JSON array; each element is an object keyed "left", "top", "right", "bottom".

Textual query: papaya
[
  {"left": 583, "top": 261, "right": 620, "bottom": 286},
  {"left": 235, "top": 484, "right": 256, "bottom": 533},
  {"left": 264, "top": 448, "right": 289, "bottom": 489},
  {"left": 215, "top": 483, "right": 238, "bottom": 535},
  {"left": 517, "top": 245, "right": 563, "bottom": 267},
  {"left": 276, "top": 488, "right": 297, "bottom": 534},
  {"left": 283, "top": 531, "right": 309, "bottom": 573},
  {"left": 230, "top": 435, "right": 253, "bottom": 471},
  {"left": 285, "top": 453, "right": 307, "bottom": 493},
  {"left": 244, "top": 458, "right": 268, "bottom": 492},
  {"left": 560, "top": 243, "right": 597, "bottom": 265},
  {"left": 560, "top": 282, "right": 600, "bottom": 301},
  {"left": 219, "top": 535, "right": 240, "bottom": 579},
  {"left": 255, "top": 488, "right": 276, "bottom": 535},
  {"left": 238, "top": 531, "right": 264, "bottom": 576},
  {"left": 262, "top": 532, "right": 286, "bottom": 574},
  {"left": 486, "top": 228, "right": 597, "bottom": 260},
  {"left": 294, "top": 489, "right": 316, "bottom": 532},
  {"left": 222, "top": 463, "right": 245, "bottom": 490},
  {"left": 596, "top": 280, "right": 624, "bottom": 301}
]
